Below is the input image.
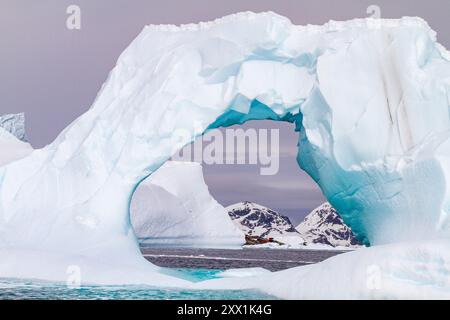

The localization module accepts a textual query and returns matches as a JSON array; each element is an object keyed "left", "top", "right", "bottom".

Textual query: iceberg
[
  {"left": 1, "top": 11, "right": 450, "bottom": 297},
  {"left": 131, "top": 161, "right": 243, "bottom": 247},
  {"left": 0, "top": 113, "right": 28, "bottom": 142},
  {"left": 0, "top": 114, "right": 33, "bottom": 167}
]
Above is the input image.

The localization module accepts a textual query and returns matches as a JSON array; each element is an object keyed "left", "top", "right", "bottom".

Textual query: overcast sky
[{"left": 1, "top": 0, "right": 449, "bottom": 224}]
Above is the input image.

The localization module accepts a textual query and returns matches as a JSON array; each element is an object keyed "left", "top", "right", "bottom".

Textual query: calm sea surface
[{"left": 142, "top": 247, "right": 345, "bottom": 271}]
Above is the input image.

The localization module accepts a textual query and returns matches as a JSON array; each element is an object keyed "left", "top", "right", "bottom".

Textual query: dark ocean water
[{"left": 141, "top": 247, "right": 346, "bottom": 271}]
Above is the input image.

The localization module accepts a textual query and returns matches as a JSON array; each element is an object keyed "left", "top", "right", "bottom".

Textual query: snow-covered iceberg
[
  {"left": 0, "top": 113, "right": 33, "bottom": 166},
  {"left": 131, "top": 161, "right": 243, "bottom": 247},
  {"left": 1, "top": 12, "right": 450, "bottom": 297},
  {"left": 0, "top": 113, "right": 28, "bottom": 142}
]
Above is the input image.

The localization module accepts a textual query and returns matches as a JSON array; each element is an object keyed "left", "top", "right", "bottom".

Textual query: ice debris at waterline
[{"left": 2, "top": 12, "right": 450, "bottom": 298}]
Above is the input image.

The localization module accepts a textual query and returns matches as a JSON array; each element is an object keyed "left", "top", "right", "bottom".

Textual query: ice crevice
[{"left": 1, "top": 11, "right": 450, "bottom": 298}]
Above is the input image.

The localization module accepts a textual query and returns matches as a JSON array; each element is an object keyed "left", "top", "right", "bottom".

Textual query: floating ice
[{"left": 217, "top": 268, "right": 271, "bottom": 278}]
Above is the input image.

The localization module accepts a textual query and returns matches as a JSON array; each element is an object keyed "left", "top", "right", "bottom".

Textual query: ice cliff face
[
  {"left": 0, "top": 113, "right": 33, "bottom": 167},
  {"left": 1, "top": 12, "right": 450, "bottom": 295},
  {"left": 131, "top": 161, "right": 243, "bottom": 247},
  {"left": 0, "top": 113, "right": 27, "bottom": 142},
  {"left": 296, "top": 203, "right": 362, "bottom": 248}
]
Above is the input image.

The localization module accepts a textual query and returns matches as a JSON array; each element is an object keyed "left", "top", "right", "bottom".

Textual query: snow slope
[
  {"left": 1, "top": 12, "right": 450, "bottom": 298},
  {"left": 131, "top": 161, "right": 243, "bottom": 247},
  {"left": 0, "top": 114, "right": 33, "bottom": 167},
  {"left": 0, "top": 113, "right": 27, "bottom": 142},
  {"left": 296, "top": 203, "right": 363, "bottom": 248},
  {"left": 0, "top": 129, "right": 33, "bottom": 167}
]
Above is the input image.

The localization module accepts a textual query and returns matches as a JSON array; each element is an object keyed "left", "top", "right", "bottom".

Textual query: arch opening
[
  {"left": 128, "top": 97, "right": 373, "bottom": 249},
  {"left": 129, "top": 110, "right": 332, "bottom": 250}
]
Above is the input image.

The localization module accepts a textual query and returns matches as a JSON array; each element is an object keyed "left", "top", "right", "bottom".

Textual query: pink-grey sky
[{"left": 1, "top": 0, "right": 449, "bottom": 224}]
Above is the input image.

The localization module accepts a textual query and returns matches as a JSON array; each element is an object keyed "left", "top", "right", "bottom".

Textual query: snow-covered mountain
[
  {"left": 227, "top": 201, "right": 361, "bottom": 249},
  {"left": 227, "top": 202, "right": 302, "bottom": 239},
  {"left": 296, "top": 203, "right": 363, "bottom": 248}
]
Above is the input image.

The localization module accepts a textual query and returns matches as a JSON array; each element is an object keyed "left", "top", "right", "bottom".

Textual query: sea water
[
  {"left": 142, "top": 247, "right": 345, "bottom": 271},
  {"left": 0, "top": 268, "right": 276, "bottom": 300},
  {"left": 0, "top": 248, "right": 344, "bottom": 299}
]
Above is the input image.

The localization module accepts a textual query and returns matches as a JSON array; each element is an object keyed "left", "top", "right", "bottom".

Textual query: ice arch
[{"left": 1, "top": 12, "right": 450, "bottom": 283}]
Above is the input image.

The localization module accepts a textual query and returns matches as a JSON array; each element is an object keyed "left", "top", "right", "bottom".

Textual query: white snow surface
[
  {"left": 1, "top": 12, "right": 450, "bottom": 298},
  {"left": 131, "top": 161, "right": 243, "bottom": 247},
  {"left": 0, "top": 128, "right": 33, "bottom": 167},
  {"left": 0, "top": 114, "right": 33, "bottom": 167},
  {"left": 217, "top": 267, "right": 270, "bottom": 278}
]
